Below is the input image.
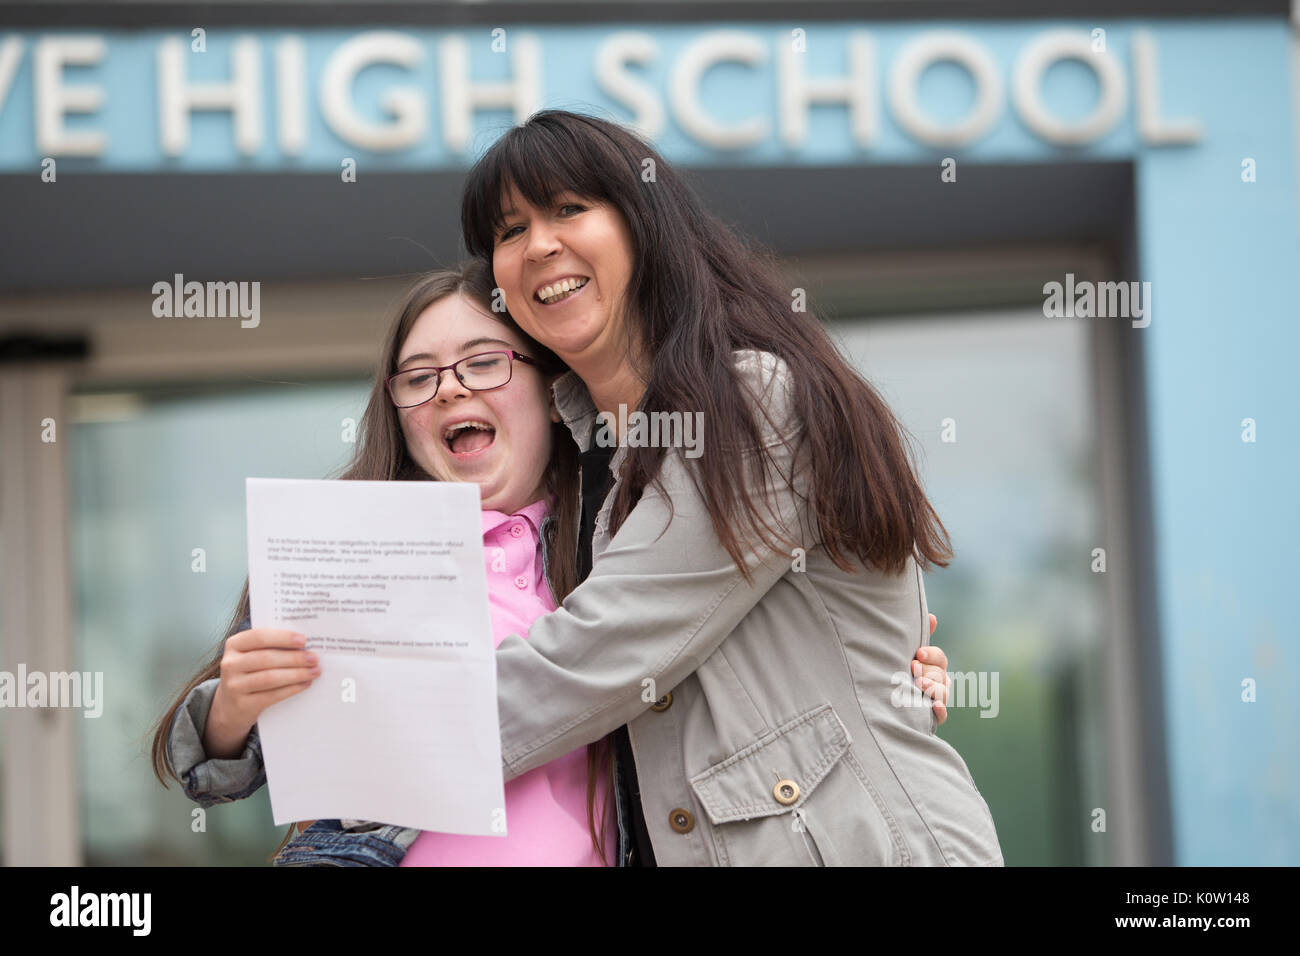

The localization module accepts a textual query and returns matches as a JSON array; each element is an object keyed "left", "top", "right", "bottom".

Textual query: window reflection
[{"left": 833, "top": 308, "right": 1111, "bottom": 865}]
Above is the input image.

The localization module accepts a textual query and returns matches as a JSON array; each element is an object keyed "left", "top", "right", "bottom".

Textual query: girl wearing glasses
[{"left": 151, "top": 257, "right": 956, "bottom": 865}]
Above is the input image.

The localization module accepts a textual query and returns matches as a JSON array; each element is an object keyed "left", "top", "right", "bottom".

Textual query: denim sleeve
[
  {"left": 167, "top": 614, "right": 268, "bottom": 806},
  {"left": 167, "top": 676, "right": 267, "bottom": 806}
]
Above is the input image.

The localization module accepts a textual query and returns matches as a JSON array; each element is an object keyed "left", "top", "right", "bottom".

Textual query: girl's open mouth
[{"left": 443, "top": 421, "right": 496, "bottom": 458}]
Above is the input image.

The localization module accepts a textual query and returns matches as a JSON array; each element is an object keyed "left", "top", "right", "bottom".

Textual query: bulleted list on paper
[
  {"left": 263, "top": 535, "right": 473, "bottom": 653},
  {"left": 246, "top": 478, "right": 505, "bottom": 836}
]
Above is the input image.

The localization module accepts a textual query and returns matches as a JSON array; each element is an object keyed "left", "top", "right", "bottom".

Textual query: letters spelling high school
[{"left": 0, "top": 27, "right": 1200, "bottom": 166}]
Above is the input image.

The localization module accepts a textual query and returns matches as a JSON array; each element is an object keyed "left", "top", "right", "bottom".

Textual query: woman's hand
[
  {"left": 911, "top": 614, "right": 952, "bottom": 726},
  {"left": 203, "top": 628, "right": 320, "bottom": 759}
]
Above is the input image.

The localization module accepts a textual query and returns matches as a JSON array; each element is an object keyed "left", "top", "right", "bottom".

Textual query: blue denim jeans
[{"left": 273, "top": 819, "right": 420, "bottom": 867}]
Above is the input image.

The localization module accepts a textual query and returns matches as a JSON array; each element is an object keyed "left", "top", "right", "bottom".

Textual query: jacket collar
[
  {"left": 551, "top": 370, "right": 599, "bottom": 452},
  {"left": 551, "top": 370, "right": 630, "bottom": 476}
]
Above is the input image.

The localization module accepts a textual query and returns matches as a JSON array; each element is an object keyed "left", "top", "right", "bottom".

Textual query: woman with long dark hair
[{"left": 455, "top": 109, "right": 1002, "bottom": 865}]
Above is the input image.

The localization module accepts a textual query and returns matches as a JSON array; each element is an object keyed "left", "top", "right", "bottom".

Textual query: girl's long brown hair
[
  {"left": 149, "top": 259, "right": 614, "bottom": 865},
  {"left": 461, "top": 109, "right": 953, "bottom": 579}
]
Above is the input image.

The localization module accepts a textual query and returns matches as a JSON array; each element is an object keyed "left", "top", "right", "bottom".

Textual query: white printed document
[{"left": 245, "top": 477, "right": 504, "bottom": 835}]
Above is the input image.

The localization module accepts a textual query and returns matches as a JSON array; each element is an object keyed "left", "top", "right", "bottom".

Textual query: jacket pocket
[{"left": 689, "top": 703, "right": 910, "bottom": 866}]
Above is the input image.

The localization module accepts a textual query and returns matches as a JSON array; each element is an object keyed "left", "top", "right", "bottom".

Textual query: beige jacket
[{"left": 495, "top": 350, "right": 1003, "bottom": 866}]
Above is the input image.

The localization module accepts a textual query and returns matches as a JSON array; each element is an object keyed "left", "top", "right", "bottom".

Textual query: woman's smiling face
[
  {"left": 490, "top": 182, "right": 637, "bottom": 368},
  {"left": 394, "top": 291, "right": 559, "bottom": 514}
]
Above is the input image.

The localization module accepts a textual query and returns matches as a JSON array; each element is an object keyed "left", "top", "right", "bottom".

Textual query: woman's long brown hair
[
  {"left": 149, "top": 259, "right": 614, "bottom": 865},
  {"left": 461, "top": 109, "right": 953, "bottom": 579}
]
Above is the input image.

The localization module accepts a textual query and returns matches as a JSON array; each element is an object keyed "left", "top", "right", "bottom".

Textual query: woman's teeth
[
  {"left": 537, "top": 277, "right": 588, "bottom": 304},
  {"left": 443, "top": 421, "right": 495, "bottom": 455}
]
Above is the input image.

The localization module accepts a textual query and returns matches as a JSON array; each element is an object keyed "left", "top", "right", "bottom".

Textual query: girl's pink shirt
[{"left": 399, "top": 497, "right": 617, "bottom": 867}]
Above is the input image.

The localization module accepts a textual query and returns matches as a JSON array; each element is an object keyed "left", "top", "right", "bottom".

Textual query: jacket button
[
  {"left": 510, "top": 523, "right": 525, "bottom": 538},
  {"left": 773, "top": 779, "right": 800, "bottom": 806},
  {"left": 649, "top": 692, "right": 673, "bottom": 712},
  {"left": 514, "top": 575, "right": 529, "bottom": 589},
  {"left": 668, "top": 808, "right": 694, "bottom": 833}
]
